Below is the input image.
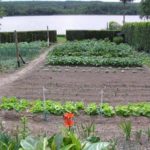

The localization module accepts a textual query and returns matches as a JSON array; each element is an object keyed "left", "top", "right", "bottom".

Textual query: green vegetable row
[
  {"left": 47, "top": 56, "right": 142, "bottom": 67},
  {"left": 47, "top": 40, "right": 147, "bottom": 67},
  {"left": 50, "top": 40, "right": 134, "bottom": 57},
  {"left": 0, "top": 97, "right": 150, "bottom": 117}
]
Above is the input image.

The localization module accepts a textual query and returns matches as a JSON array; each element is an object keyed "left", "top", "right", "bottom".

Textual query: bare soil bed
[
  {"left": 0, "top": 110, "right": 150, "bottom": 149},
  {"left": 0, "top": 50, "right": 150, "bottom": 149},
  {"left": 0, "top": 65, "right": 150, "bottom": 105}
]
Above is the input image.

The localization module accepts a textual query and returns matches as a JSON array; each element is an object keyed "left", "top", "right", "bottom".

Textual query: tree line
[{"left": 0, "top": 1, "right": 139, "bottom": 16}]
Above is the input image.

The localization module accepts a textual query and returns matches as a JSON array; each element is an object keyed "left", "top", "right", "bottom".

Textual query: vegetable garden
[
  {"left": 47, "top": 40, "right": 150, "bottom": 67},
  {"left": 0, "top": 34, "right": 150, "bottom": 149}
]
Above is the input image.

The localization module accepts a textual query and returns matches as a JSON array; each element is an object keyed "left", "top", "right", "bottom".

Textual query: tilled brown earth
[
  {"left": 0, "top": 111, "right": 150, "bottom": 150},
  {"left": 0, "top": 66, "right": 150, "bottom": 105}
]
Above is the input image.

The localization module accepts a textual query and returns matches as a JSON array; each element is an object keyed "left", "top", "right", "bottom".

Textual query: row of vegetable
[
  {"left": 47, "top": 40, "right": 149, "bottom": 67},
  {"left": 48, "top": 56, "right": 142, "bottom": 67},
  {"left": 0, "top": 97, "right": 150, "bottom": 117}
]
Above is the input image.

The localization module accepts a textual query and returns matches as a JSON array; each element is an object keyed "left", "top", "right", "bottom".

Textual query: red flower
[
  {"left": 63, "top": 113, "right": 74, "bottom": 128},
  {"left": 64, "top": 113, "right": 74, "bottom": 119}
]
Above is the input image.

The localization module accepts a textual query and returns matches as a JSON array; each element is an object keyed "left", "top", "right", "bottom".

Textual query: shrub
[
  {"left": 123, "top": 22, "right": 150, "bottom": 53},
  {"left": 109, "top": 21, "right": 122, "bottom": 31},
  {"left": 113, "top": 36, "right": 124, "bottom": 44},
  {"left": 0, "top": 30, "right": 57, "bottom": 43},
  {"left": 66, "top": 30, "right": 120, "bottom": 41}
]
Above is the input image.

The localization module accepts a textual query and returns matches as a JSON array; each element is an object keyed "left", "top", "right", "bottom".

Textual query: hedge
[
  {"left": 0, "top": 30, "right": 57, "bottom": 43},
  {"left": 66, "top": 30, "right": 120, "bottom": 41},
  {"left": 123, "top": 22, "right": 150, "bottom": 53}
]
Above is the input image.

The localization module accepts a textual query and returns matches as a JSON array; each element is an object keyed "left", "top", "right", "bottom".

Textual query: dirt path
[{"left": 0, "top": 45, "right": 55, "bottom": 89}]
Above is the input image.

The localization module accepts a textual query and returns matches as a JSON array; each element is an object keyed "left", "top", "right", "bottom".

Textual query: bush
[
  {"left": 123, "top": 22, "right": 150, "bottom": 53},
  {"left": 66, "top": 30, "right": 120, "bottom": 41},
  {"left": 109, "top": 21, "right": 122, "bottom": 31},
  {"left": 0, "top": 30, "right": 57, "bottom": 43},
  {"left": 113, "top": 36, "right": 124, "bottom": 44}
]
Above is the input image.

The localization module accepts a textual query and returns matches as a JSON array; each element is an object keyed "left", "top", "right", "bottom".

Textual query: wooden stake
[
  {"left": 100, "top": 89, "right": 104, "bottom": 107},
  {"left": 43, "top": 86, "right": 47, "bottom": 121},
  {"left": 14, "top": 30, "right": 20, "bottom": 67},
  {"left": 47, "top": 26, "right": 50, "bottom": 47}
]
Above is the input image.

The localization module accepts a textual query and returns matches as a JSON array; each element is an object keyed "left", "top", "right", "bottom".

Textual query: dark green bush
[
  {"left": 66, "top": 30, "right": 120, "bottom": 41},
  {"left": 109, "top": 21, "right": 122, "bottom": 31},
  {"left": 0, "top": 30, "right": 57, "bottom": 43},
  {"left": 123, "top": 22, "right": 150, "bottom": 53},
  {"left": 113, "top": 36, "right": 124, "bottom": 44}
]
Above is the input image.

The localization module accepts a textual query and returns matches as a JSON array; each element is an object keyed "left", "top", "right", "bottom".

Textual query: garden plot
[{"left": 0, "top": 41, "right": 150, "bottom": 149}]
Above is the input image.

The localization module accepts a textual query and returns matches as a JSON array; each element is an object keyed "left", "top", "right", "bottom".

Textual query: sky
[{"left": 1, "top": 0, "right": 141, "bottom": 2}]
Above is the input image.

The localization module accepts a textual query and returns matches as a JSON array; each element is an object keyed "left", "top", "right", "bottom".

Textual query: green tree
[
  {"left": 120, "top": 0, "right": 134, "bottom": 24},
  {"left": 140, "top": 0, "right": 150, "bottom": 19},
  {"left": 0, "top": 7, "right": 5, "bottom": 17}
]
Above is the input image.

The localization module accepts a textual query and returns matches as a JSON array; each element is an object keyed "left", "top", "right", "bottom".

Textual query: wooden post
[
  {"left": 100, "top": 89, "right": 104, "bottom": 107},
  {"left": 47, "top": 26, "right": 50, "bottom": 47},
  {"left": 43, "top": 86, "right": 48, "bottom": 121},
  {"left": 14, "top": 30, "right": 20, "bottom": 67}
]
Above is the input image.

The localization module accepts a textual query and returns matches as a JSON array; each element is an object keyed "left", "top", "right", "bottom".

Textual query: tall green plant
[
  {"left": 19, "top": 117, "right": 29, "bottom": 140},
  {"left": 119, "top": 120, "right": 132, "bottom": 141},
  {"left": 123, "top": 22, "right": 150, "bottom": 53}
]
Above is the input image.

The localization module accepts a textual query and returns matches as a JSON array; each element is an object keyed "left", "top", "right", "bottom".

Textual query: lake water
[{"left": 0, "top": 15, "right": 145, "bottom": 34}]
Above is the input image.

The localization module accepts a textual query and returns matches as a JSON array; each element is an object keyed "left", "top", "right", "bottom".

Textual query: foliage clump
[{"left": 47, "top": 40, "right": 144, "bottom": 67}]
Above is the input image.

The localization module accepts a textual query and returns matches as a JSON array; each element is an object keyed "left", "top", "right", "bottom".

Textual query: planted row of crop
[
  {"left": 48, "top": 56, "right": 142, "bottom": 67},
  {"left": 0, "top": 97, "right": 150, "bottom": 117},
  {"left": 47, "top": 40, "right": 146, "bottom": 67},
  {"left": 50, "top": 40, "right": 134, "bottom": 57}
]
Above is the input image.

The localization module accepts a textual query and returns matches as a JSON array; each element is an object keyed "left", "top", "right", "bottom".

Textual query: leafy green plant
[
  {"left": 119, "top": 121, "right": 132, "bottom": 141},
  {"left": 19, "top": 117, "right": 29, "bottom": 140},
  {"left": 75, "top": 102, "right": 84, "bottom": 110},
  {"left": 63, "top": 102, "right": 78, "bottom": 113},
  {"left": 85, "top": 103, "right": 98, "bottom": 115},
  {"left": 99, "top": 103, "right": 115, "bottom": 117},
  {"left": 20, "top": 136, "right": 50, "bottom": 150},
  {"left": 115, "top": 105, "right": 130, "bottom": 117},
  {"left": 83, "top": 139, "right": 110, "bottom": 150},
  {"left": 109, "top": 21, "right": 122, "bottom": 31},
  {"left": 77, "top": 123, "right": 96, "bottom": 139},
  {"left": 113, "top": 36, "right": 124, "bottom": 44}
]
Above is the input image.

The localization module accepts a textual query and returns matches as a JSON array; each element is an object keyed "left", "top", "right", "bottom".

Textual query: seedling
[{"left": 119, "top": 120, "right": 132, "bottom": 141}]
